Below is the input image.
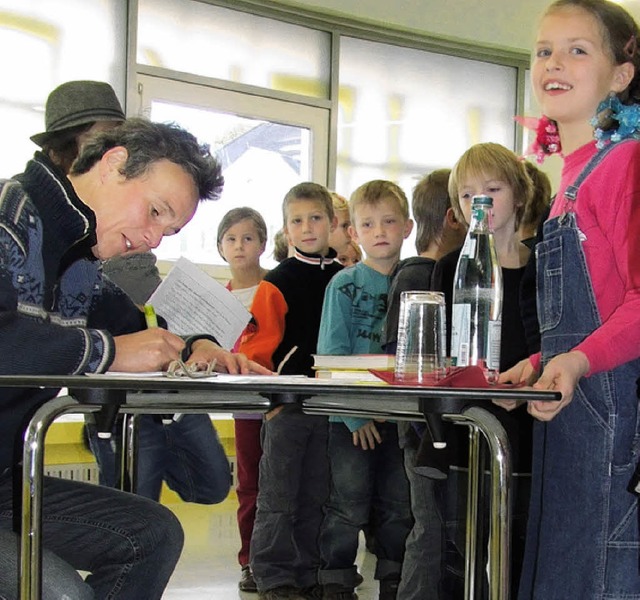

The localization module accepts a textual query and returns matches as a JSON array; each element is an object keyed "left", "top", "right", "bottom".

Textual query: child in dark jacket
[
  {"left": 383, "top": 169, "right": 466, "bottom": 600},
  {"left": 240, "top": 182, "right": 342, "bottom": 600}
]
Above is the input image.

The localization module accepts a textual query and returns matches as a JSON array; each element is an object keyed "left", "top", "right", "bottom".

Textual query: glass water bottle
[{"left": 451, "top": 195, "right": 503, "bottom": 382}]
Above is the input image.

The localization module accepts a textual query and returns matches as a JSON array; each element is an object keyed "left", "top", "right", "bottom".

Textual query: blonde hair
[
  {"left": 330, "top": 191, "right": 349, "bottom": 214},
  {"left": 347, "top": 240, "right": 362, "bottom": 261},
  {"left": 272, "top": 228, "right": 290, "bottom": 262},
  {"left": 349, "top": 180, "right": 409, "bottom": 221},
  {"left": 448, "top": 143, "right": 533, "bottom": 230},
  {"left": 282, "top": 182, "right": 334, "bottom": 224}
]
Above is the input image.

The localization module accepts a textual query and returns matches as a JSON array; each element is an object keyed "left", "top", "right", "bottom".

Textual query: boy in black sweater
[{"left": 240, "top": 182, "right": 342, "bottom": 600}]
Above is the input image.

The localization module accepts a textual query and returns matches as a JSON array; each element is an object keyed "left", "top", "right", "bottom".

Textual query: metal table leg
[
  {"left": 445, "top": 406, "right": 512, "bottom": 600},
  {"left": 120, "top": 413, "right": 140, "bottom": 493},
  {"left": 20, "top": 395, "right": 103, "bottom": 600},
  {"left": 464, "top": 423, "right": 481, "bottom": 599}
]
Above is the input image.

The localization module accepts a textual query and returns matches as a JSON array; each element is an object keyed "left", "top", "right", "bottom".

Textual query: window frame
[
  {"left": 135, "top": 72, "right": 331, "bottom": 272},
  {"left": 124, "top": 0, "right": 532, "bottom": 274},
  {"left": 128, "top": 0, "right": 530, "bottom": 183}
]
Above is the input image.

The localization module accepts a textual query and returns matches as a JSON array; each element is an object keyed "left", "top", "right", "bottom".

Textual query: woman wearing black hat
[{"left": 31, "top": 80, "right": 126, "bottom": 174}]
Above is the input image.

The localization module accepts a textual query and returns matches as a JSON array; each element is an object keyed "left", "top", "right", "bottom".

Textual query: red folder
[{"left": 369, "top": 365, "right": 525, "bottom": 388}]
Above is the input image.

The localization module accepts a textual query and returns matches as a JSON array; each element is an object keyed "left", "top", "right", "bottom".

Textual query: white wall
[
  {"left": 271, "top": 0, "right": 548, "bottom": 53},
  {"left": 271, "top": 0, "right": 640, "bottom": 54}
]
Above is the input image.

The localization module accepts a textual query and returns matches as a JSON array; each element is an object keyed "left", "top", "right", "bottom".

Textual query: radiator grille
[
  {"left": 44, "top": 458, "right": 238, "bottom": 488},
  {"left": 44, "top": 463, "right": 100, "bottom": 484}
]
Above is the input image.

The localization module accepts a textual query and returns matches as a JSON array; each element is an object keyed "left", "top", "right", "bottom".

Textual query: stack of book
[{"left": 311, "top": 354, "right": 395, "bottom": 383}]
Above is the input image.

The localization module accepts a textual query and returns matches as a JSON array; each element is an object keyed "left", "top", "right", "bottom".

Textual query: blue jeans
[
  {"left": 88, "top": 413, "right": 231, "bottom": 503},
  {"left": 319, "top": 421, "right": 412, "bottom": 587},
  {"left": 397, "top": 423, "right": 444, "bottom": 600},
  {"left": 0, "top": 529, "right": 93, "bottom": 600},
  {"left": 250, "top": 405, "right": 329, "bottom": 591},
  {"left": 519, "top": 209, "right": 640, "bottom": 599},
  {"left": 0, "top": 474, "right": 183, "bottom": 599}
]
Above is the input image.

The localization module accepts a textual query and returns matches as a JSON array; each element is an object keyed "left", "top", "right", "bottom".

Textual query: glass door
[{"left": 136, "top": 75, "right": 330, "bottom": 270}]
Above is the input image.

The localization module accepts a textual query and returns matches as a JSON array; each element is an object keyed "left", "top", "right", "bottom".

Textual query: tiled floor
[{"left": 163, "top": 496, "right": 377, "bottom": 599}]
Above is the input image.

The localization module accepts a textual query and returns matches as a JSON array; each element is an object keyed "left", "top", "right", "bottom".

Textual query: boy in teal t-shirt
[{"left": 317, "top": 180, "right": 414, "bottom": 600}]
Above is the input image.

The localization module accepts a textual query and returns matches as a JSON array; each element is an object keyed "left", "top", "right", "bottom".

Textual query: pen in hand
[
  {"left": 144, "top": 304, "right": 158, "bottom": 328},
  {"left": 144, "top": 303, "right": 182, "bottom": 422}
]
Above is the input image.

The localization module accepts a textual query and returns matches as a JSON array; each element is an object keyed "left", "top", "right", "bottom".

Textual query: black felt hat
[{"left": 31, "top": 80, "right": 125, "bottom": 147}]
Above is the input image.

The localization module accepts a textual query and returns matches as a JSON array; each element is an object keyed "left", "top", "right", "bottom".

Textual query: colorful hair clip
[{"left": 514, "top": 115, "right": 561, "bottom": 164}]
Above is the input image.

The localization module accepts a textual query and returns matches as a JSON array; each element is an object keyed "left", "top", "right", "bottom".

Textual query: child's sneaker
[
  {"left": 322, "top": 583, "right": 358, "bottom": 600},
  {"left": 239, "top": 565, "right": 257, "bottom": 593},
  {"left": 378, "top": 578, "right": 400, "bottom": 600},
  {"left": 258, "top": 585, "right": 306, "bottom": 600}
]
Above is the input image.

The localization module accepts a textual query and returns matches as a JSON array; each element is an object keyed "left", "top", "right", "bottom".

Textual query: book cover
[
  {"left": 314, "top": 369, "right": 388, "bottom": 384},
  {"left": 312, "top": 354, "right": 395, "bottom": 370}
]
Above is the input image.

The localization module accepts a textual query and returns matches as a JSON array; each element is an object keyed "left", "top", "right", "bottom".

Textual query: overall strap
[{"left": 564, "top": 140, "right": 631, "bottom": 201}]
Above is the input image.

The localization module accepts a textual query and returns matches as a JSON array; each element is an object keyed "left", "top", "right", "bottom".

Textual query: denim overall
[{"left": 519, "top": 140, "right": 640, "bottom": 599}]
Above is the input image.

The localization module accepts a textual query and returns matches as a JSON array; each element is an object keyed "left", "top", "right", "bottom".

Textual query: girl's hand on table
[
  {"left": 493, "top": 358, "right": 539, "bottom": 411},
  {"left": 528, "top": 351, "right": 589, "bottom": 421}
]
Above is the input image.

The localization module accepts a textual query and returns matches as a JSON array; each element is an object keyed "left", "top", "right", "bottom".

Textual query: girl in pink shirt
[{"left": 500, "top": 1, "right": 640, "bottom": 598}]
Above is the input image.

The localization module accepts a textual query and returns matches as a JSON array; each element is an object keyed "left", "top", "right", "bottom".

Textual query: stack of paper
[{"left": 148, "top": 257, "right": 251, "bottom": 349}]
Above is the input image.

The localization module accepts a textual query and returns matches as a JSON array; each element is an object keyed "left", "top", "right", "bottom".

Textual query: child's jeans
[
  {"left": 318, "top": 421, "right": 412, "bottom": 588},
  {"left": 397, "top": 423, "right": 444, "bottom": 600},
  {"left": 250, "top": 404, "right": 329, "bottom": 591},
  {"left": 88, "top": 413, "right": 231, "bottom": 503}
]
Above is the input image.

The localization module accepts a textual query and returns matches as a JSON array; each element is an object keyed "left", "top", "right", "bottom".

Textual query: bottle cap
[{"left": 471, "top": 194, "right": 493, "bottom": 206}]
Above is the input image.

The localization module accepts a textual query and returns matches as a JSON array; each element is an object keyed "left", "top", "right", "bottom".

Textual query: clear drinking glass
[{"left": 394, "top": 291, "right": 446, "bottom": 383}]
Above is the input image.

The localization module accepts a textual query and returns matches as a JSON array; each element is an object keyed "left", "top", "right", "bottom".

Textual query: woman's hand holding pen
[{"left": 111, "top": 329, "right": 186, "bottom": 372}]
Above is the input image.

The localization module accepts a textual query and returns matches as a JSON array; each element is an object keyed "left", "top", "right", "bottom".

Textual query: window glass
[
  {"left": 150, "top": 100, "right": 313, "bottom": 269},
  {"left": 338, "top": 37, "right": 517, "bottom": 188},
  {"left": 137, "top": 68, "right": 331, "bottom": 270},
  {"left": 137, "top": 0, "right": 331, "bottom": 99},
  {"left": 337, "top": 37, "right": 517, "bottom": 256},
  {"left": 0, "top": 0, "right": 127, "bottom": 176},
  {"left": 522, "top": 67, "right": 534, "bottom": 156}
]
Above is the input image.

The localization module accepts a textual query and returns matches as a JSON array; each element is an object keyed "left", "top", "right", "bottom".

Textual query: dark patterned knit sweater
[{"left": 0, "top": 153, "right": 144, "bottom": 473}]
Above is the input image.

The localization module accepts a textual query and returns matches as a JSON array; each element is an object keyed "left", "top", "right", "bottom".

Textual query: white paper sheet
[{"left": 148, "top": 257, "right": 251, "bottom": 349}]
